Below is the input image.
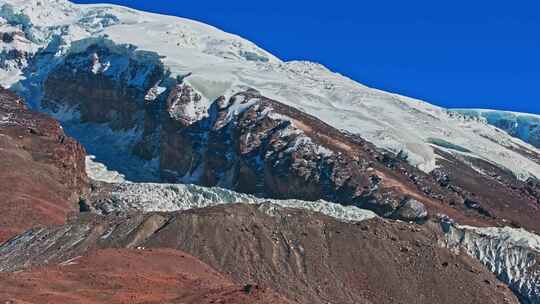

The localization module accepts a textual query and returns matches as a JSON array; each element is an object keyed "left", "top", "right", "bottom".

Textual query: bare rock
[{"left": 394, "top": 199, "right": 428, "bottom": 222}]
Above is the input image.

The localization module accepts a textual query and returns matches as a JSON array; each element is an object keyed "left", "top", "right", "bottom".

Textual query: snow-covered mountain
[
  {"left": 2, "top": 0, "right": 540, "bottom": 181},
  {"left": 3, "top": 1, "right": 540, "bottom": 302},
  {"left": 454, "top": 109, "right": 540, "bottom": 149}
]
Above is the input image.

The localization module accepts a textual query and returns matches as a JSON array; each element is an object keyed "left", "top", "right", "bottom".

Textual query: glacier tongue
[
  {"left": 442, "top": 223, "right": 540, "bottom": 303},
  {"left": 94, "top": 182, "right": 378, "bottom": 224}
]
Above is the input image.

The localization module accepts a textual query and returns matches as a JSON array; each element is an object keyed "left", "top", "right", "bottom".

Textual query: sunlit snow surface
[
  {"left": 86, "top": 156, "right": 126, "bottom": 183},
  {"left": 1, "top": 0, "right": 540, "bottom": 180},
  {"left": 454, "top": 109, "right": 540, "bottom": 148}
]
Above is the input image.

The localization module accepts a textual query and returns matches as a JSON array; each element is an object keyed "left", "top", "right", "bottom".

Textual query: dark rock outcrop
[
  {"left": 158, "top": 89, "right": 457, "bottom": 223},
  {"left": 39, "top": 42, "right": 540, "bottom": 230},
  {"left": 433, "top": 148, "right": 540, "bottom": 232},
  {"left": 42, "top": 46, "right": 446, "bottom": 221},
  {"left": 42, "top": 40, "right": 169, "bottom": 165},
  {"left": 394, "top": 198, "right": 428, "bottom": 222}
]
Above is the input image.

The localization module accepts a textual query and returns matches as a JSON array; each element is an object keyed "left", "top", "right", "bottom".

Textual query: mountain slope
[
  {"left": 0, "top": 204, "right": 520, "bottom": 304},
  {"left": 0, "top": 248, "right": 291, "bottom": 304},
  {"left": 2, "top": 0, "right": 540, "bottom": 231},
  {"left": 2, "top": 79, "right": 539, "bottom": 304},
  {"left": 2, "top": 1, "right": 540, "bottom": 303},
  {"left": 2, "top": 0, "right": 540, "bottom": 181},
  {"left": 0, "top": 87, "right": 87, "bottom": 243}
]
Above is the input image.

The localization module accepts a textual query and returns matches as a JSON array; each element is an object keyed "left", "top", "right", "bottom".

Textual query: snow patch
[{"left": 85, "top": 155, "right": 126, "bottom": 183}]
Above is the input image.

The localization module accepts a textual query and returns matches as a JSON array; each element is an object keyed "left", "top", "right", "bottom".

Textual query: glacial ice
[
  {"left": 1, "top": 0, "right": 540, "bottom": 181},
  {"left": 442, "top": 223, "right": 540, "bottom": 303},
  {"left": 99, "top": 182, "right": 378, "bottom": 224}
]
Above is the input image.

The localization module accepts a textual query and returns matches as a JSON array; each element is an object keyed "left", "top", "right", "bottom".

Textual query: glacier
[
  {"left": 454, "top": 109, "right": 540, "bottom": 149},
  {"left": 442, "top": 222, "right": 540, "bottom": 304},
  {"left": 93, "top": 182, "right": 378, "bottom": 224},
  {"left": 3, "top": 2, "right": 540, "bottom": 301},
  {"left": 1, "top": 0, "right": 540, "bottom": 181}
]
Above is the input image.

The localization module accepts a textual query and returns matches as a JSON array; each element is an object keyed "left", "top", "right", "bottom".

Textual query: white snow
[
  {"left": 101, "top": 182, "right": 378, "bottom": 223},
  {"left": 222, "top": 96, "right": 259, "bottom": 124},
  {"left": 90, "top": 52, "right": 109, "bottom": 74},
  {"left": 85, "top": 155, "right": 126, "bottom": 183},
  {"left": 2, "top": 0, "right": 539, "bottom": 180},
  {"left": 454, "top": 109, "right": 540, "bottom": 148}
]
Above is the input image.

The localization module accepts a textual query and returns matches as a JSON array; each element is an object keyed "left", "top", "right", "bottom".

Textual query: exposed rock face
[
  {"left": 44, "top": 47, "right": 162, "bottom": 126},
  {"left": 0, "top": 87, "right": 87, "bottom": 243},
  {"left": 41, "top": 47, "right": 445, "bottom": 221},
  {"left": 432, "top": 149, "right": 540, "bottom": 233},
  {"left": 41, "top": 51, "right": 540, "bottom": 229},
  {"left": 394, "top": 198, "right": 428, "bottom": 222},
  {"left": 0, "top": 248, "right": 290, "bottom": 304},
  {"left": 159, "top": 89, "right": 456, "bottom": 222},
  {"left": 159, "top": 88, "right": 540, "bottom": 230},
  {"left": 0, "top": 204, "right": 519, "bottom": 304},
  {"left": 42, "top": 40, "right": 169, "bottom": 162}
]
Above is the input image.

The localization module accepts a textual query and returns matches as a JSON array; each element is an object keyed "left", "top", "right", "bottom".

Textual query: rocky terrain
[
  {"left": 34, "top": 41, "right": 540, "bottom": 232},
  {"left": 0, "top": 248, "right": 290, "bottom": 304},
  {"left": 0, "top": 86, "right": 520, "bottom": 303},
  {"left": 0, "top": 87, "right": 87, "bottom": 243},
  {"left": 43, "top": 69, "right": 540, "bottom": 232},
  {"left": 0, "top": 204, "right": 520, "bottom": 304},
  {"left": 1, "top": 1, "right": 540, "bottom": 303},
  {"left": 0, "top": 89, "right": 292, "bottom": 304}
]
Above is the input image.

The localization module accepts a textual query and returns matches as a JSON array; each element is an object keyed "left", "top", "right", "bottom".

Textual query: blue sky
[{"left": 72, "top": 0, "right": 540, "bottom": 114}]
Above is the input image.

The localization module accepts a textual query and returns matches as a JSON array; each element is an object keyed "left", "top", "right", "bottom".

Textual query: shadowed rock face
[
  {"left": 159, "top": 89, "right": 463, "bottom": 223},
  {"left": 41, "top": 50, "right": 540, "bottom": 228},
  {"left": 43, "top": 43, "right": 166, "bottom": 126},
  {"left": 0, "top": 204, "right": 519, "bottom": 304},
  {"left": 0, "top": 87, "right": 87, "bottom": 243},
  {"left": 35, "top": 41, "right": 540, "bottom": 228},
  {"left": 159, "top": 89, "right": 540, "bottom": 231},
  {"left": 42, "top": 48, "right": 450, "bottom": 221}
]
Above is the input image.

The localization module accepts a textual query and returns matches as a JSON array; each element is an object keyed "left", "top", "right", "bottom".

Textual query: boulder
[{"left": 394, "top": 199, "right": 428, "bottom": 222}]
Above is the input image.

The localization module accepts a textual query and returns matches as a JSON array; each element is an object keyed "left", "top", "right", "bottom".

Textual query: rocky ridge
[
  {"left": 0, "top": 204, "right": 520, "bottom": 304},
  {"left": 0, "top": 86, "right": 87, "bottom": 243}
]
